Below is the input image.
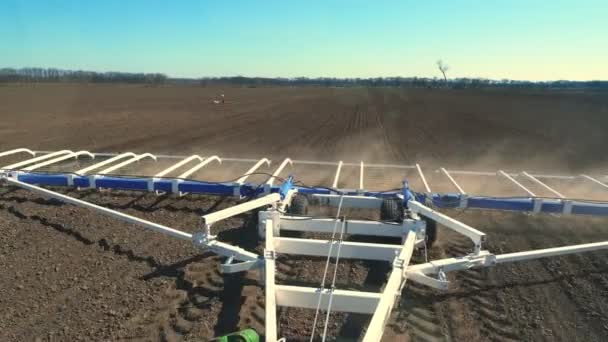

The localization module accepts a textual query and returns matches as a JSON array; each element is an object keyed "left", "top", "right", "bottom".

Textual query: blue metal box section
[{"left": 14, "top": 172, "right": 608, "bottom": 217}]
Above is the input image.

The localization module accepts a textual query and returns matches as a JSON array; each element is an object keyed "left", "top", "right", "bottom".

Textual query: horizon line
[{"left": 3, "top": 66, "right": 608, "bottom": 84}]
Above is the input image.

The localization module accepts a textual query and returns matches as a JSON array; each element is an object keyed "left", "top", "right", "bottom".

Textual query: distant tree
[{"left": 436, "top": 59, "right": 449, "bottom": 84}]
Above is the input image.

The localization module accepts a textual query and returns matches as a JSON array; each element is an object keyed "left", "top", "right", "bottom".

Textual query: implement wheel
[
  {"left": 287, "top": 194, "right": 309, "bottom": 215},
  {"left": 424, "top": 217, "right": 437, "bottom": 248},
  {"left": 380, "top": 198, "right": 403, "bottom": 222}
]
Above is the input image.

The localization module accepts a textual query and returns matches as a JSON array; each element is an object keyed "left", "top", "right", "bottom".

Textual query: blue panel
[
  {"left": 154, "top": 180, "right": 173, "bottom": 192},
  {"left": 96, "top": 177, "right": 149, "bottom": 191},
  {"left": 431, "top": 194, "right": 461, "bottom": 208},
  {"left": 17, "top": 174, "right": 69, "bottom": 186},
  {"left": 295, "top": 187, "right": 331, "bottom": 195},
  {"left": 540, "top": 201, "right": 563, "bottom": 213},
  {"left": 178, "top": 181, "right": 236, "bottom": 196},
  {"left": 468, "top": 197, "right": 534, "bottom": 211},
  {"left": 73, "top": 176, "right": 90, "bottom": 187},
  {"left": 572, "top": 203, "right": 608, "bottom": 215}
]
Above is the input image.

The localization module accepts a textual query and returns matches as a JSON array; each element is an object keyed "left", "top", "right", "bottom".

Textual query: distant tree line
[
  {"left": 198, "top": 76, "right": 608, "bottom": 90},
  {"left": 2, "top": 67, "right": 607, "bottom": 89},
  {"left": 0, "top": 67, "right": 167, "bottom": 84}
]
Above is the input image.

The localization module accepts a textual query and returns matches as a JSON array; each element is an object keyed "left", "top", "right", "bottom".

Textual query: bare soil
[{"left": 1, "top": 84, "right": 608, "bottom": 341}]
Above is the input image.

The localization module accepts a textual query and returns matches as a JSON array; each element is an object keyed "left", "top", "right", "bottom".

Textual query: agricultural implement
[{"left": 1, "top": 148, "right": 608, "bottom": 341}]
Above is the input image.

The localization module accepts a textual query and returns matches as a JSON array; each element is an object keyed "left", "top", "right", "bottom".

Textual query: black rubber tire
[
  {"left": 380, "top": 199, "right": 403, "bottom": 222},
  {"left": 424, "top": 217, "right": 437, "bottom": 248},
  {"left": 288, "top": 194, "right": 309, "bottom": 215}
]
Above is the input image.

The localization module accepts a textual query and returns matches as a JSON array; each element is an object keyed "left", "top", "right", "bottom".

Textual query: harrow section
[{"left": 2, "top": 148, "right": 608, "bottom": 341}]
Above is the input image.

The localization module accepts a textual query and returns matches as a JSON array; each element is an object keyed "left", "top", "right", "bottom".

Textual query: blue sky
[{"left": 1, "top": 0, "right": 606, "bottom": 80}]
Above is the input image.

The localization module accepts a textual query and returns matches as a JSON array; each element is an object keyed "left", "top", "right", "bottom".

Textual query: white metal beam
[
  {"left": 274, "top": 237, "right": 403, "bottom": 261},
  {"left": 332, "top": 161, "right": 343, "bottom": 188},
  {"left": 440, "top": 167, "right": 466, "bottom": 194},
  {"left": 363, "top": 226, "right": 418, "bottom": 342},
  {"left": 23, "top": 151, "right": 94, "bottom": 171},
  {"left": 154, "top": 155, "right": 204, "bottom": 177},
  {"left": 178, "top": 156, "right": 222, "bottom": 179},
  {"left": 202, "top": 193, "right": 280, "bottom": 226},
  {"left": 75, "top": 152, "right": 137, "bottom": 175},
  {"left": 2, "top": 150, "right": 73, "bottom": 170},
  {"left": 406, "top": 240, "right": 608, "bottom": 290},
  {"left": 266, "top": 158, "right": 292, "bottom": 186},
  {"left": 407, "top": 250, "right": 493, "bottom": 275},
  {"left": 359, "top": 161, "right": 365, "bottom": 190},
  {"left": 495, "top": 241, "right": 608, "bottom": 264},
  {"left": 522, "top": 171, "right": 565, "bottom": 198},
  {"left": 2, "top": 175, "right": 261, "bottom": 265},
  {"left": 264, "top": 218, "right": 278, "bottom": 341},
  {"left": 98, "top": 153, "right": 157, "bottom": 175},
  {"left": 237, "top": 158, "right": 271, "bottom": 184},
  {"left": 275, "top": 285, "right": 380, "bottom": 314},
  {"left": 580, "top": 174, "right": 608, "bottom": 190},
  {"left": 416, "top": 163, "right": 431, "bottom": 193},
  {"left": 1, "top": 176, "right": 192, "bottom": 241},
  {"left": 279, "top": 216, "right": 405, "bottom": 237},
  {"left": 408, "top": 200, "right": 486, "bottom": 249},
  {"left": 498, "top": 170, "right": 536, "bottom": 197},
  {"left": 0, "top": 148, "right": 36, "bottom": 159}
]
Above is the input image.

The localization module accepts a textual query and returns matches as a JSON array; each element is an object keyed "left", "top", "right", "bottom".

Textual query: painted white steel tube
[
  {"left": 178, "top": 156, "right": 222, "bottom": 179},
  {"left": 332, "top": 161, "right": 343, "bottom": 188},
  {"left": 266, "top": 158, "right": 292, "bottom": 186},
  {"left": 495, "top": 241, "right": 608, "bottom": 264},
  {"left": 2, "top": 150, "right": 73, "bottom": 170},
  {"left": 580, "top": 174, "right": 608, "bottom": 190},
  {"left": 98, "top": 153, "right": 157, "bottom": 175},
  {"left": 522, "top": 171, "right": 565, "bottom": 198},
  {"left": 202, "top": 193, "right": 280, "bottom": 225},
  {"left": 154, "top": 155, "right": 204, "bottom": 177},
  {"left": 23, "top": 151, "right": 94, "bottom": 171},
  {"left": 363, "top": 227, "right": 418, "bottom": 342},
  {"left": 408, "top": 200, "right": 486, "bottom": 246},
  {"left": 359, "top": 161, "right": 365, "bottom": 190},
  {"left": 498, "top": 170, "right": 536, "bottom": 197},
  {"left": 75, "top": 153, "right": 137, "bottom": 175},
  {"left": 1, "top": 176, "right": 193, "bottom": 241},
  {"left": 264, "top": 219, "right": 277, "bottom": 342},
  {"left": 279, "top": 216, "right": 404, "bottom": 237},
  {"left": 406, "top": 241, "right": 608, "bottom": 280},
  {"left": 206, "top": 239, "right": 260, "bottom": 261},
  {"left": 274, "top": 237, "right": 402, "bottom": 261},
  {"left": 416, "top": 163, "right": 431, "bottom": 193},
  {"left": 0, "top": 148, "right": 36, "bottom": 158},
  {"left": 275, "top": 285, "right": 380, "bottom": 314},
  {"left": 440, "top": 168, "right": 466, "bottom": 194},
  {"left": 237, "top": 158, "right": 271, "bottom": 184}
]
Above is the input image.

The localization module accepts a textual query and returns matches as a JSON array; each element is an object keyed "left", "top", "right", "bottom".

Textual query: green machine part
[{"left": 209, "top": 328, "right": 260, "bottom": 342}]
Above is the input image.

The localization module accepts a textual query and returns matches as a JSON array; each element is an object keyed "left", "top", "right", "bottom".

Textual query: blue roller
[
  {"left": 12, "top": 171, "right": 608, "bottom": 218},
  {"left": 17, "top": 173, "right": 70, "bottom": 187}
]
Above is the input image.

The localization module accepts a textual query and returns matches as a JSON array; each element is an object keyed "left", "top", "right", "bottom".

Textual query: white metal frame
[
  {"left": 5, "top": 148, "right": 608, "bottom": 341},
  {"left": 2, "top": 150, "right": 73, "bottom": 170},
  {"left": 0, "top": 148, "right": 35, "bottom": 158},
  {"left": 23, "top": 150, "right": 94, "bottom": 171}
]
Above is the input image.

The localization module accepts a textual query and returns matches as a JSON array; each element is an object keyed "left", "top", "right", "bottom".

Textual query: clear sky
[{"left": 1, "top": 0, "right": 606, "bottom": 80}]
